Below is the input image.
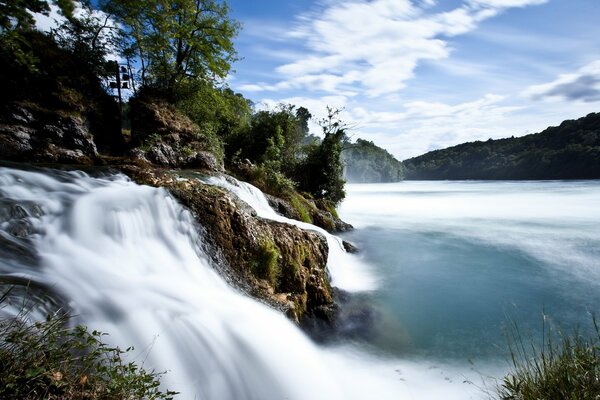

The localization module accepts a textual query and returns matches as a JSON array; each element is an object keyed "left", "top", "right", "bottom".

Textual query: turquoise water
[{"left": 339, "top": 181, "right": 600, "bottom": 363}]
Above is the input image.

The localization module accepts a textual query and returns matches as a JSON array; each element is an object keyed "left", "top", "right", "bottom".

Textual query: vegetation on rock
[
  {"left": 122, "top": 166, "right": 335, "bottom": 324},
  {"left": 0, "top": 0, "right": 351, "bottom": 336}
]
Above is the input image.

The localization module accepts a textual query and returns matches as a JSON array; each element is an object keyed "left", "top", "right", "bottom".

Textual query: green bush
[
  {"left": 498, "top": 318, "right": 600, "bottom": 400},
  {"left": 0, "top": 294, "right": 176, "bottom": 400}
]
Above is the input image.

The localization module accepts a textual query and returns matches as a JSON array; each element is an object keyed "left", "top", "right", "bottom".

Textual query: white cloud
[
  {"left": 467, "top": 0, "right": 548, "bottom": 8},
  {"left": 255, "top": 92, "right": 524, "bottom": 158},
  {"left": 34, "top": 4, "right": 66, "bottom": 32},
  {"left": 243, "top": 0, "right": 548, "bottom": 97},
  {"left": 523, "top": 60, "right": 600, "bottom": 103},
  {"left": 346, "top": 94, "right": 525, "bottom": 159}
]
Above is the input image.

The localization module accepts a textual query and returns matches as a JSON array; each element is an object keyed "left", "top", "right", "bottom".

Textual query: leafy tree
[
  {"left": 102, "top": 0, "right": 240, "bottom": 96},
  {"left": 0, "top": 0, "right": 75, "bottom": 69},
  {"left": 295, "top": 107, "right": 347, "bottom": 204},
  {"left": 296, "top": 106, "right": 312, "bottom": 137},
  {"left": 0, "top": 0, "right": 74, "bottom": 31},
  {"left": 52, "top": 3, "right": 122, "bottom": 78},
  {"left": 176, "top": 80, "right": 252, "bottom": 141},
  {"left": 229, "top": 104, "right": 307, "bottom": 171}
]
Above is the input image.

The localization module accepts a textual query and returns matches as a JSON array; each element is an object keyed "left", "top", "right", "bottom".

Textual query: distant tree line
[
  {"left": 342, "top": 138, "right": 405, "bottom": 183},
  {"left": 404, "top": 113, "right": 600, "bottom": 180}
]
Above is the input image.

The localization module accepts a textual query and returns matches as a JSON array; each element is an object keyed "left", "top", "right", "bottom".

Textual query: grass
[
  {"left": 287, "top": 193, "right": 313, "bottom": 224},
  {"left": 497, "top": 316, "right": 600, "bottom": 400},
  {"left": 0, "top": 288, "right": 177, "bottom": 400}
]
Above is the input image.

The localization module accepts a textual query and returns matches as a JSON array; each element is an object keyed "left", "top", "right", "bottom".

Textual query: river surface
[
  {"left": 339, "top": 180, "right": 600, "bottom": 366},
  {"left": 2, "top": 166, "right": 599, "bottom": 399}
]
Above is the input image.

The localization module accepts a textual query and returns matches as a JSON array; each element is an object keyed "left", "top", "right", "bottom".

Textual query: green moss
[
  {"left": 288, "top": 194, "right": 313, "bottom": 224},
  {"left": 319, "top": 199, "right": 339, "bottom": 219},
  {"left": 251, "top": 238, "right": 281, "bottom": 286}
]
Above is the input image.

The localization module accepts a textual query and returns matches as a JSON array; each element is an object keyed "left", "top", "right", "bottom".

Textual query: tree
[
  {"left": 52, "top": 3, "right": 122, "bottom": 78},
  {"left": 228, "top": 104, "right": 308, "bottom": 169},
  {"left": 0, "top": 0, "right": 74, "bottom": 31},
  {"left": 295, "top": 107, "right": 347, "bottom": 204},
  {"left": 296, "top": 106, "right": 312, "bottom": 137},
  {"left": 0, "top": 0, "right": 75, "bottom": 69},
  {"left": 101, "top": 0, "right": 240, "bottom": 96}
]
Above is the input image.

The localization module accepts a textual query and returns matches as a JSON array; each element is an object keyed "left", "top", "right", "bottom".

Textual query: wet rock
[
  {"left": 265, "top": 193, "right": 353, "bottom": 233},
  {"left": 123, "top": 165, "right": 336, "bottom": 325},
  {"left": 343, "top": 240, "right": 359, "bottom": 253},
  {"left": 129, "top": 98, "right": 224, "bottom": 171}
]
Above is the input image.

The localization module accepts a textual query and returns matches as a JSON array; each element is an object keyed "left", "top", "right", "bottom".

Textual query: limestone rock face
[
  {"left": 128, "top": 99, "right": 224, "bottom": 171},
  {"left": 0, "top": 104, "right": 98, "bottom": 164},
  {"left": 122, "top": 166, "right": 336, "bottom": 324}
]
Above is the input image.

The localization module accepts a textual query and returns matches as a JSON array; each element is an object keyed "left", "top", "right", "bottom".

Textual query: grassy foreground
[
  {"left": 497, "top": 319, "right": 600, "bottom": 400},
  {"left": 0, "top": 293, "right": 176, "bottom": 399}
]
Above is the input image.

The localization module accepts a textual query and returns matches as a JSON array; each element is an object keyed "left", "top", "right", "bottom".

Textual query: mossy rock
[{"left": 122, "top": 166, "right": 335, "bottom": 325}]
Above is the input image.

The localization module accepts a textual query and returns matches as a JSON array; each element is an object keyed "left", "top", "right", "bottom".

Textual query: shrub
[
  {"left": 497, "top": 318, "right": 600, "bottom": 400},
  {"left": 0, "top": 293, "right": 176, "bottom": 400}
]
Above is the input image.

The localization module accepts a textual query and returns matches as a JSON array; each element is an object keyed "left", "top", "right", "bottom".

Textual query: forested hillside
[
  {"left": 404, "top": 112, "right": 600, "bottom": 180},
  {"left": 342, "top": 138, "right": 405, "bottom": 182}
]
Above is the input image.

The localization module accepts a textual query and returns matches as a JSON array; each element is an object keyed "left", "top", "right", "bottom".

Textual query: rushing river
[
  {"left": 339, "top": 181, "right": 600, "bottom": 364},
  {"left": 2, "top": 165, "right": 599, "bottom": 399}
]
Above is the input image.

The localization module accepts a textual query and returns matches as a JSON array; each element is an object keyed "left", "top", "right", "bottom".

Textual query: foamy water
[{"left": 0, "top": 167, "right": 489, "bottom": 400}]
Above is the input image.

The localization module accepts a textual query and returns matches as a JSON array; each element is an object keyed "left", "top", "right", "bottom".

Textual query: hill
[
  {"left": 403, "top": 112, "right": 600, "bottom": 180},
  {"left": 342, "top": 138, "right": 406, "bottom": 183}
]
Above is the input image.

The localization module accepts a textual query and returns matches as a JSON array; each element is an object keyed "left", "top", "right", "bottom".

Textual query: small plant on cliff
[
  {"left": 497, "top": 317, "right": 600, "bottom": 400},
  {"left": 0, "top": 293, "right": 176, "bottom": 400},
  {"left": 251, "top": 239, "right": 281, "bottom": 287}
]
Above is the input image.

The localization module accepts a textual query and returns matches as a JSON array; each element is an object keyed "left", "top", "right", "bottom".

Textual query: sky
[{"left": 225, "top": 0, "right": 600, "bottom": 160}]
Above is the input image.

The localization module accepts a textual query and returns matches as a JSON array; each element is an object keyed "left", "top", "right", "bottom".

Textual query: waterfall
[
  {"left": 202, "top": 175, "right": 378, "bottom": 292},
  {"left": 0, "top": 166, "right": 487, "bottom": 400}
]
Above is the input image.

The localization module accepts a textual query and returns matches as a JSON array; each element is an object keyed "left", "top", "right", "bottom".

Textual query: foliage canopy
[{"left": 102, "top": 0, "right": 240, "bottom": 96}]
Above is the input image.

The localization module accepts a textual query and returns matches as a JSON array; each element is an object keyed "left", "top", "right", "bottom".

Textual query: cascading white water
[
  {"left": 0, "top": 166, "right": 487, "bottom": 400},
  {"left": 202, "top": 176, "right": 378, "bottom": 292}
]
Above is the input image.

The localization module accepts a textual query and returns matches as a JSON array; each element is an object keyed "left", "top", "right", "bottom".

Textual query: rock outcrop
[
  {"left": 0, "top": 104, "right": 98, "bottom": 164},
  {"left": 266, "top": 194, "right": 352, "bottom": 233},
  {"left": 122, "top": 165, "right": 336, "bottom": 324},
  {"left": 230, "top": 162, "right": 352, "bottom": 233},
  {"left": 128, "top": 98, "right": 223, "bottom": 171}
]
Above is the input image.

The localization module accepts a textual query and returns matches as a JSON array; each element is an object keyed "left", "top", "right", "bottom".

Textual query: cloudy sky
[{"left": 225, "top": 0, "right": 600, "bottom": 160}]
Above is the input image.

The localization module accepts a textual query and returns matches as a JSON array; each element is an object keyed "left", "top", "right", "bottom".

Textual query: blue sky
[{"left": 225, "top": 0, "right": 600, "bottom": 159}]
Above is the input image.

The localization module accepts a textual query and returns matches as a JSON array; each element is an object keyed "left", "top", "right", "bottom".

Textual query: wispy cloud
[
  {"left": 353, "top": 93, "right": 527, "bottom": 159},
  {"left": 524, "top": 60, "right": 600, "bottom": 103},
  {"left": 245, "top": 0, "right": 547, "bottom": 97},
  {"left": 467, "top": 0, "right": 547, "bottom": 8}
]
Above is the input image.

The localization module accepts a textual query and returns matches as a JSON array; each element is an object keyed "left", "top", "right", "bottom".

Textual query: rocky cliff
[{"left": 121, "top": 165, "right": 336, "bottom": 324}]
